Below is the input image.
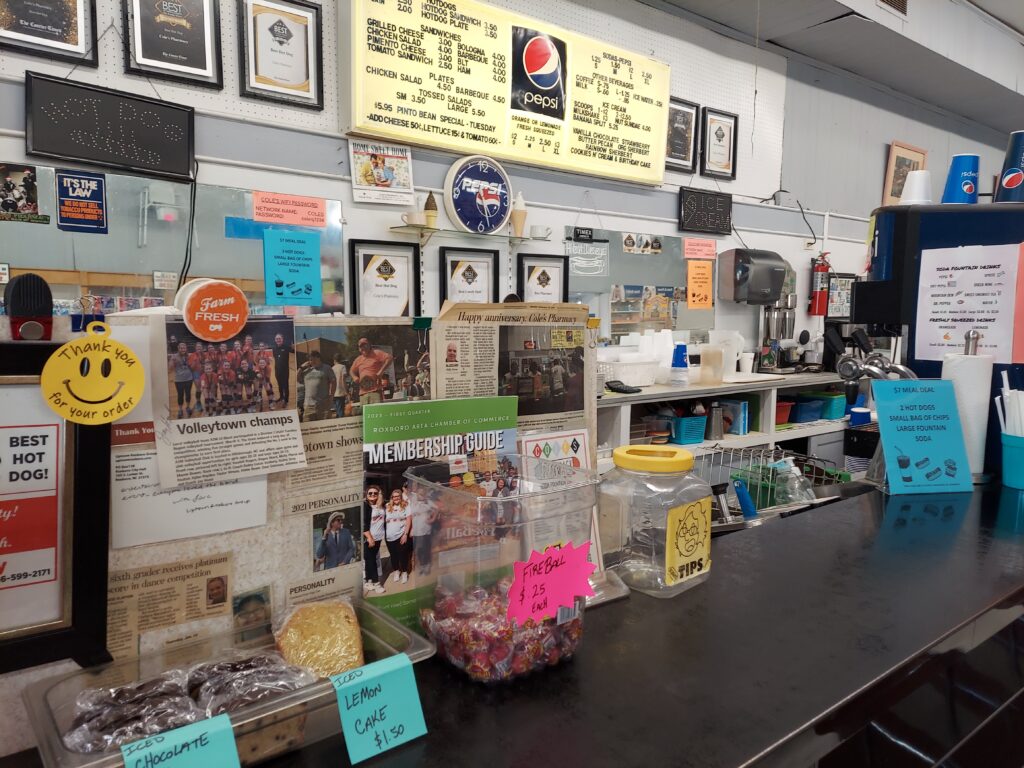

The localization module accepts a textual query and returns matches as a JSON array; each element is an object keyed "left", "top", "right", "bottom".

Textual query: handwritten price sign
[
  {"left": 508, "top": 541, "right": 596, "bottom": 626},
  {"left": 331, "top": 655, "right": 427, "bottom": 764},
  {"left": 119, "top": 714, "right": 239, "bottom": 768}
]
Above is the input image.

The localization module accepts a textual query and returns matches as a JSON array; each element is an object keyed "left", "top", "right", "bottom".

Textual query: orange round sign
[{"left": 182, "top": 280, "right": 249, "bottom": 342}]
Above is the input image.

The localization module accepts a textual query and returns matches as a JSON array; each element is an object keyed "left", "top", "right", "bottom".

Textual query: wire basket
[{"left": 692, "top": 446, "right": 848, "bottom": 519}]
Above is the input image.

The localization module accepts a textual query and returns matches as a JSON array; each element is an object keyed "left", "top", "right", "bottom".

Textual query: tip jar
[{"left": 600, "top": 445, "right": 713, "bottom": 597}]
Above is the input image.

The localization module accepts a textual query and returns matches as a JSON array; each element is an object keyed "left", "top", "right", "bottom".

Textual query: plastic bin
[
  {"left": 776, "top": 399, "right": 795, "bottom": 424},
  {"left": 405, "top": 456, "right": 597, "bottom": 683},
  {"left": 598, "top": 360, "right": 657, "bottom": 388},
  {"left": 801, "top": 392, "right": 846, "bottom": 420},
  {"left": 1003, "top": 434, "right": 1024, "bottom": 489},
  {"left": 670, "top": 416, "right": 707, "bottom": 445},
  {"left": 24, "top": 600, "right": 434, "bottom": 768},
  {"left": 792, "top": 399, "right": 825, "bottom": 423}
]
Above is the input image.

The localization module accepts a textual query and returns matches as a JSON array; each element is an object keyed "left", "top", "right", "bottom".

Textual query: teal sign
[
  {"left": 331, "top": 654, "right": 427, "bottom": 764},
  {"left": 120, "top": 714, "right": 239, "bottom": 768},
  {"left": 873, "top": 380, "right": 973, "bottom": 495}
]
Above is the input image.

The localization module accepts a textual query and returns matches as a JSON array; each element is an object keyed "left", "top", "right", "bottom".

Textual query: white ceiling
[{"left": 969, "top": 0, "right": 1024, "bottom": 36}]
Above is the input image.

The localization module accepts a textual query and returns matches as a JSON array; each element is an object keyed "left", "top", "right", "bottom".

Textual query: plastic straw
[{"left": 996, "top": 396, "right": 1007, "bottom": 434}]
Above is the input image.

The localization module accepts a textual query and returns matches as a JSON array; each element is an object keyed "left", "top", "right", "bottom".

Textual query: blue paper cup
[
  {"left": 671, "top": 343, "right": 688, "bottom": 368},
  {"left": 995, "top": 131, "right": 1024, "bottom": 202},
  {"left": 850, "top": 407, "right": 871, "bottom": 426},
  {"left": 941, "top": 154, "right": 979, "bottom": 204},
  {"left": 1002, "top": 433, "right": 1024, "bottom": 489}
]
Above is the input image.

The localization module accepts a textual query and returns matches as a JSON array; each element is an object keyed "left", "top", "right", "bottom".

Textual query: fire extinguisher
[{"left": 808, "top": 252, "right": 831, "bottom": 316}]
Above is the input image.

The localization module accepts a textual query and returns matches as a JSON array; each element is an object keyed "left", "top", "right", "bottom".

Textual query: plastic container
[
  {"left": 405, "top": 456, "right": 597, "bottom": 683},
  {"left": 601, "top": 445, "right": 713, "bottom": 598},
  {"left": 792, "top": 399, "right": 825, "bottom": 423},
  {"left": 670, "top": 416, "right": 707, "bottom": 445},
  {"left": 24, "top": 600, "right": 434, "bottom": 768},
  {"left": 801, "top": 391, "right": 846, "bottom": 420},
  {"left": 1003, "top": 434, "right": 1024, "bottom": 490},
  {"left": 597, "top": 360, "right": 657, "bottom": 387},
  {"left": 776, "top": 399, "right": 795, "bottom": 424}
]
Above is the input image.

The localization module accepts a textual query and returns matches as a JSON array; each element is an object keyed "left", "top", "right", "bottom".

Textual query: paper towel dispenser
[{"left": 717, "top": 249, "right": 787, "bottom": 305}]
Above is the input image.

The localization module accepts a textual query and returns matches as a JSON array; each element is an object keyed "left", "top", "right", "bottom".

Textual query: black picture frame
[
  {"left": 237, "top": 0, "right": 324, "bottom": 110},
  {"left": 348, "top": 239, "right": 421, "bottom": 317},
  {"left": 700, "top": 107, "right": 738, "bottom": 181},
  {"left": 666, "top": 97, "right": 699, "bottom": 173},
  {"left": 517, "top": 254, "right": 569, "bottom": 303},
  {"left": 0, "top": 0, "right": 98, "bottom": 67},
  {"left": 439, "top": 247, "right": 500, "bottom": 305},
  {"left": 26, "top": 72, "right": 196, "bottom": 181},
  {"left": 123, "top": 0, "right": 224, "bottom": 90},
  {"left": 826, "top": 272, "right": 858, "bottom": 321},
  {"left": 0, "top": 342, "right": 111, "bottom": 674}
]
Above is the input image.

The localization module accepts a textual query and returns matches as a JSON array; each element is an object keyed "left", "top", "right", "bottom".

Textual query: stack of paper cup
[
  {"left": 995, "top": 130, "right": 1024, "bottom": 202},
  {"left": 941, "top": 154, "right": 979, "bottom": 204},
  {"left": 942, "top": 352, "right": 994, "bottom": 480},
  {"left": 899, "top": 170, "right": 933, "bottom": 205}
]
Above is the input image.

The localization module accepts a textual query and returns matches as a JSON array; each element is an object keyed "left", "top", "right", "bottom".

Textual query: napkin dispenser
[{"left": 718, "top": 249, "right": 787, "bottom": 305}]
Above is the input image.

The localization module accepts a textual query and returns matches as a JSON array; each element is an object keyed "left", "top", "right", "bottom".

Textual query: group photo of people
[
  {"left": 294, "top": 322, "right": 430, "bottom": 422},
  {"left": 164, "top": 318, "right": 296, "bottom": 419},
  {"left": 498, "top": 327, "right": 586, "bottom": 416},
  {"left": 0, "top": 163, "right": 38, "bottom": 217}
]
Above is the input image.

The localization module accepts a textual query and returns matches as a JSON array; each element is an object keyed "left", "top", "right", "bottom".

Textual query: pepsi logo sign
[
  {"left": 444, "top": 155, "right": 513, "bottom": 234},
  {"left": 523, "top": 36, "right": 561, "bottom": 90},
  {"left": 961, "top": 180, "right": 975, "bottom": 194},
  {"left": 1002, "top": 168, "right": 1024, "bottom": 189}
]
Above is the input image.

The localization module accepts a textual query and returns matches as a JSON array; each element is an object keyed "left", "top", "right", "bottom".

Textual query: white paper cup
[
  {"left": 738, "top": 352, "right": 755, "bottom": 373},
  {"left": 899, "top": 170, "right": 933, "bottom": 205}
]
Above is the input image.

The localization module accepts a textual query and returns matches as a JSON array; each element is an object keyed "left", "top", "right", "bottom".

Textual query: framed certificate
[
  {"left": 238, "top": 0, "right": 323, "bottom": 109},
  {"left": 440, "top": 247, "right": 499, "bottom": 305},
  {"left": 517, "top": 254, "right": 568, "bottom": 304},
  {"left": 666, "top": 97, "right": 699, "bottom": 173},
  {"left": 0, "top": 0, "right": 97, "bottom": 65},
  {"left": 124, "top": 0, "right": 223, "bottom": 88},
  {"left": 0, "top": 344, "right": 111, "bottom": 673},
  {"left": 700, "top": 107, "right": 738, "bottom": 180},
  {"left": 349, "top": 239, "right": 420, "bottom": 317}
]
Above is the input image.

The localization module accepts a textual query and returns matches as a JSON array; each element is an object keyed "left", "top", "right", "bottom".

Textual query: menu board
[{"left": 349, "top": 0, "right": 670, "bottom": 185}]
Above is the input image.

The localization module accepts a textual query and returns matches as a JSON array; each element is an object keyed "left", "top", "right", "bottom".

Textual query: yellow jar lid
[{"left": 612, "top": 445, "right": 694, "bottom": 472}]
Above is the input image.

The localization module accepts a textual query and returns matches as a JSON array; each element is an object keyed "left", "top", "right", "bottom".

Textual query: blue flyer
[
  {"left": 873, "top": 380, "right": 973, "bottom": 494},
  {"left": 55, "top": 170, "right": 107, "bottom": 234},
  {"left": 263, "top": 230, "right": 322, "bottom": 306}
]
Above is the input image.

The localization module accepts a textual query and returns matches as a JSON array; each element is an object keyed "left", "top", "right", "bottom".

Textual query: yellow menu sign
[{"left": 349, "top": 0, "right": 670, "bottom": 185}]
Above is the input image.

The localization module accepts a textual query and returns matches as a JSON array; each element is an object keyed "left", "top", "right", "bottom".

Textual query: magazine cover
[{"left": 361, "top": 396, "right": 519, "bottom": 631}]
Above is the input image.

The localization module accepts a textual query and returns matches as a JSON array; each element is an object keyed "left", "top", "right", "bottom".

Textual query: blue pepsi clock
[{"left": 443, "top": 155, "right": 513, "bottom": 234}]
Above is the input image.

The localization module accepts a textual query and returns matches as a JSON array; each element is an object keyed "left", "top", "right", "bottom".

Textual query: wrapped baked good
[
  {"left": 193, "top": 661, "right": 317, "bottom": 716},
  {"left": 187, "top": 653, "right": 285, "bottom": 699},
  {"left": 275, "top": 600, "right": 364, "bottom": 678}
]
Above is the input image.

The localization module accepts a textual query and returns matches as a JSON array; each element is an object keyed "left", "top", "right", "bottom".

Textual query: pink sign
[
  {"left": 253, "top": 191, "right": 327, "bottom": 227},
  {"left": 507, "top": 541, "right": 596, "bottom": 625},
  {"left": 684, "top": 238, "right": 718, "bottom": 260}
]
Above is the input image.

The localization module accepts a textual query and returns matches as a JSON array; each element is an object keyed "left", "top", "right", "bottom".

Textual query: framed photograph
[
  {"left": 238, "top": 0, "right": 323, "bottom": 109},
  {"left": 666, "top": 97, "right": 699, "bottom": 173},
  {"left": 349, "top": 239, "right": 420, "bottom": 317},
  {"left": 700, "top": 108, "right": 738, "bottom": 180},
  {"left": 123, "top": 0, "right": 223, "bottom": 89},
  {"left": 517, "top": 254, "right": 568, "bottom": 304},
  {"left": 882, "top": 141, "right": 927, "bottom": 205},
  {"left": 0, "top": 343, "right": 111, "bottom": 673},
  {"left": 440, "top": 247, "right": 499, "bottom": 305},
  {"left": 0, "top": 0, "right": 98, "bottom": 66}
]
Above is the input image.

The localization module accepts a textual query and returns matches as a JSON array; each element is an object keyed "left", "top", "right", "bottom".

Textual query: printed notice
[
  {"left": 55, "top": 169, "right": 107, "bottom": 234},
  {"left": 111, "top": 447, "right": 267, "bottom": 548},
  {"left": 331, "top": 655, "right": 428, "bottom": 764},
  {"left": 684, "top": 238, "right": 717, "bottom": 260},
  {"left": 107, "top": 553, "right": 233, "bottom": 659},
  {"left": 873, "top": 380, "right": 973, "bottom": 495},
  {"left": 687, "top": 259, "right": 713, "bottom": 309},
  {"left": 263, "top": 230, "right": 323, "bottom": 307},
  {"left": 350, "top": 0, "right": 670, "bottom": 185},
  {"left": 0, "top": 385, "right": 64, "bottom": 636},
  {"left": 252, "top": 191, "right": 326, "bottom": 227},
  {"left": 914, "top": 244, "right": 1020, "bottom": 363},
  {"left": 154, "top": 410, "right": 307, "bottom": 488},
  {"left": 120, "top": 714, "right": 240, "bottom": 768}
]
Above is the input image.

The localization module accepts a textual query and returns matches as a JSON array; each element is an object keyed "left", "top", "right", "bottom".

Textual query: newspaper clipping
[{"left": 432, "top": 303, "right": 593, "bottom": 438}]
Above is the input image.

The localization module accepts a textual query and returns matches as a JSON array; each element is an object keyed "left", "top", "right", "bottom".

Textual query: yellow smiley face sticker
[{"left": 40, "top": 321, "right": 146, "bottom": 425}]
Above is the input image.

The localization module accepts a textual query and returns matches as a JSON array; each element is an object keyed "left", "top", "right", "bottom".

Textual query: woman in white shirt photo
[
  {"left": 362, "top": 485, "right": 386, "bottom": 594},
  {"left": 385, "top": 488, "right": 413, "bottom": 584},
  {"left": 410, "top": 488, "right": 438, "bottom": 576}
]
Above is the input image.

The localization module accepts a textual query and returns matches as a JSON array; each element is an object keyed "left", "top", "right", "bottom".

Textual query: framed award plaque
[
  {"left": 349, "top": 239, "right": 421, "bottom": 317},
  {"left": 0, "top": 0, "right": 98, "bottom": 66},
  {"left": 123, "top": 0, "right": 223, "bottom": 89},
  {"left": 700, "top": 107, "right": 738, "bottom": 180},
  {"left": 0, "top": 343, "right": 111, "bottom": 673},
  {"left": 517, "top": 254, "right": 568, "bottom": 304},
  {"left": 238, "top": 0, "right": 324, "bottom": 109},
  {"left": 666, "top": 97, "right": 699, "bottom": 174},
  {"left": 440, "top": 247, "right": 499, "bottom": 305}
]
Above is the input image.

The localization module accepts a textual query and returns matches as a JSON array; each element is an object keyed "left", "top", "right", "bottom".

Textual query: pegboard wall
[{"left": 0, "top": 0, "right": 341, "bottom": 135}]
